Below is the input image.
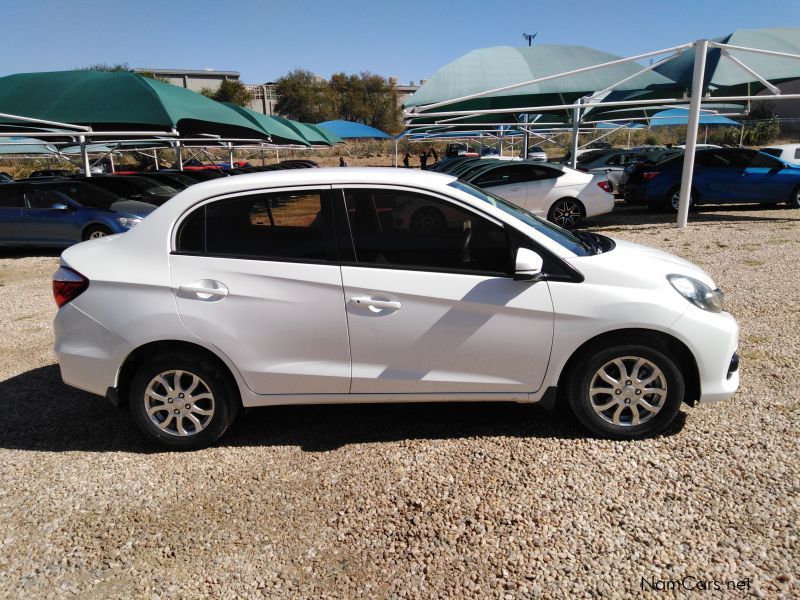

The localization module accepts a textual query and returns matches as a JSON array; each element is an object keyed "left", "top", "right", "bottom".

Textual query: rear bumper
[{"left": 54, "top": 303, "right": 126, "bottom": 397}]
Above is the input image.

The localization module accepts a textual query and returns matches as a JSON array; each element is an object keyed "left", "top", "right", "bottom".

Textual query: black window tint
[
  {"left": 795, "top": 149, "right": 800, "bottom": 160},
  {"left": 344, "top": 189, "right": 511, "bottom": 275},
  {"left": 746, "top": 151, "right": 784, "bottom": 169},
  {"left": 695, "top": 152, "right": 731, "bottom": 168},
  {"left": 203, "top": 191, "right": 330, "bottom": 261},
  {"left": 177, "top": 206, "right": 205, "bottom": 253},
  {"left": 762, "top": 148, "right": 782, "bottom": 158},
  {"left": 0, "top": 187, "right": 24, "bottom": 208},
  {"left": 26, "top": 189, "right": 70, "bottom": 209},
  {"left": 525, "top": 165, "right": 562, "bottom": 180}
]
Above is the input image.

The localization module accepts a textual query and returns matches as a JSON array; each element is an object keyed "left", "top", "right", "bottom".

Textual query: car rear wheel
[
  {"left": 547, "top": 198, "right": 584, "bottom": 228},
  {"left": 788, "top": 185, "right": 800, "bottom": 209},
  {"left": 128, "top": 353, "right": 238, "bottom": 449},
  {"left": 668, "top": 187, "right": 694, "bottom": 212},
  {"left": 83, "top": 225, "right": 112, "bottom": 240},
  {"left": 566, "top": 344, "right": 684, "bottom": 439}
]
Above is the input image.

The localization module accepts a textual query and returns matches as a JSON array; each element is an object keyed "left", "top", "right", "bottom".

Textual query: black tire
[
  {"left": 788, "top": 185, "right": 800, "bottom": 209},
  {"left": 565, "top": 344, "right": 685, "bottom": 440},
  {"left": 666, "top": 186, "right": 694, "bottom": 213},
  {"left": 410, "top": 206, "right": 446, "bottom": 233},
  {"left": 83, "top": 225, "right": 112, "bottom": 240},
  {"left": 128, "top": 352, "right": 239, "bottom": 450},
  {"left": 547, "top": 198, "right": 584, "bottom": 228}
]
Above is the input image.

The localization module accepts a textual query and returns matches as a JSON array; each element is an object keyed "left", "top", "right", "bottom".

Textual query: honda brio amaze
[{"left": 53, "top": 168, "right": 740, "bottom": 449}]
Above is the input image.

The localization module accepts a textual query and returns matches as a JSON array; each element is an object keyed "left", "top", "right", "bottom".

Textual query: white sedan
[
  {"left": 463, "top": 161, "right": 614, "bottom": 228},
  {"left": 53, "top": 168, "right": 739, "bottom": 449}
]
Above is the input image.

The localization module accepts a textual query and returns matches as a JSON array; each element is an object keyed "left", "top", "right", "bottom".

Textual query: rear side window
[
  {"left": 342, "top": 189, "right": 511, "bottom": 275},
  {"left": 761, "top": 148, "right": 782, "bottom": 158},
  {"left": 176, "top": 190, "right": 334, "bottom": 262},
  {"left": 0, "top": 187, "right": 24, "bottom": 208}
]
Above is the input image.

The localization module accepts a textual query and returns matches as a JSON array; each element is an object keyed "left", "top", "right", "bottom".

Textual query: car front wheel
[
  {"left": 566, "top": 344, "right": 685, "bottom": 439},
  {"left": 128, "top": 353, "right": 238, "bottom": 449}
]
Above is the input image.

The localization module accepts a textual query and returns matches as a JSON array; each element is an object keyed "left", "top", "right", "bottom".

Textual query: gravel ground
[{"left": 0, "top": 203, "right": 798, "bottom": 599}]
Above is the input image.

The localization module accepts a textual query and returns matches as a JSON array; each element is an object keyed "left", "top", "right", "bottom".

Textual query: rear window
[{"left": 761, "top": 148, "right": 782, "bottom": 158}]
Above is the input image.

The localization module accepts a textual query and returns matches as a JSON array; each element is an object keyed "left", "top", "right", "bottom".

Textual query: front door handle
[
  {"left": 178, "top": 281, "right": 229, "bottom": 297},
  {"left": 350, "top": 295, "right": 401, "bottom": 310}
]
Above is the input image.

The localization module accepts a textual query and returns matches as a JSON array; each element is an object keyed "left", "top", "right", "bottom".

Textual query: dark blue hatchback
[
  {"left": 622, "top": 148, "right": 800, "bottom": 211},
  {"left": 0, "top": 181, "right": 157, "bottom": 247}
]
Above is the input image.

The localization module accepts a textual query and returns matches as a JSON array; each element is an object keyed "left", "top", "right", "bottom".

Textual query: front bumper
[{"left": 670, "top": 307, "right": 740, "bottom": 404}]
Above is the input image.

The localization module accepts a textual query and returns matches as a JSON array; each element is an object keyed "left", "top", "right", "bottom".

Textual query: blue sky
[{"left": 2, "top": 0, "right": 798, "bottom": 84}]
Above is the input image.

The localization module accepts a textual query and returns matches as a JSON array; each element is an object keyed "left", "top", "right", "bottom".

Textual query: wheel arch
[
  {"left": 555, "top": 328, "right": 701, "bottom": 407},
  {"left": 116, "top": 340, "right": 242, "bottom": 409}
]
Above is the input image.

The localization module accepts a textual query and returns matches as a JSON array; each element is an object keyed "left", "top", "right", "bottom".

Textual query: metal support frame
[
  {"left": 78, "top": 135, "right": 91, "bottom": 177},
  {"left": 677, "top": 40, "right": 709, "bottom": 228},
  {"left": 569, "top": 99, "right": 582, "bottom": 168}
]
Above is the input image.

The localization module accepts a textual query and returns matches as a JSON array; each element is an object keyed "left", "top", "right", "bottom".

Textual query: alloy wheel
[
  {"left": 144, "top": 370, "right": 215, "bottom": 437},
  {"left": 89, "top": 230, "right": 107, "bottom": 239},
  {"left": 588, "top": 356, "right": 668, "bottom": 427},
  {"left": 551, "top": 200, "right": 582, "bottom": 228}
]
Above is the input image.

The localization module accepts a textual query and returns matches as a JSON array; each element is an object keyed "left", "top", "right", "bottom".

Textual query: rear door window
[
  {"left": 176, "top": 189, "right": 336, "bottom": 262},
  {"left": 0, "top": 187, "right": 24, "bottom": 208}
]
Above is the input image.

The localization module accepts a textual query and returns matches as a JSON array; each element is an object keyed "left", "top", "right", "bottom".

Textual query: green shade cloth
[
  {"left": 222, "top": 103, "right": 311, "bottom": 146},
  {"left": 302, "top": 123, "right": 343, "bottom": 145},
  {"left": 0, "top": 136, "right": 57, "bottom": 155},
  {"left": 0, "top": 70, "right": 269, "bottom": 139},
  {"left": 404, "top": 44, "right": 678, "bottom": 115},
  {"left": 267, "top": 116, "right": 342, "bottom": 146},
  {"left": 656, "top": 28, "right": 800, "bottom": 93}
]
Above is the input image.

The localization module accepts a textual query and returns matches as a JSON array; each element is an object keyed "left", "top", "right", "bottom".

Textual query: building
[
  {"left": 133, "top": 68, "right": 240, "bottom": 93},
  {"left": 389, "top": 77, "right": 423, "bottom": 108},
  {"left": 244, "top": 83, "right": 280, "bottom": 115}
]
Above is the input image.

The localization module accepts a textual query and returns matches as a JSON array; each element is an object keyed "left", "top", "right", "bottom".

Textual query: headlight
[
  {"left": 116, "top": 217, "right": 142, "bottom": 229},
  {"left": 667, "top": 274, "right": 725, "bottom": 313}
]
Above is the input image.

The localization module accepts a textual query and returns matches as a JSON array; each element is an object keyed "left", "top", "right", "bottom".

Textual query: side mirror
[
  {"left": 514, "top": 247, "right": 544, "bottom": 281},
  {"left": 50, "top": 203, "right": 69, "bottom": 210}
]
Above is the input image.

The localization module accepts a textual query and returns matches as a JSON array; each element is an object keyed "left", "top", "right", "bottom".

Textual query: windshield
[{"left": 448, "top": 180, "right": 590, "bottom": 256}]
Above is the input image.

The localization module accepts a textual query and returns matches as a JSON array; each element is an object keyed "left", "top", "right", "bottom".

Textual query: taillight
[
  {"left": 597, "top": 180, "right": 612, "bottom": 193},
  {"left": 53, "top": 266, "right": 89, "bottom": 308},
  {"left": 642, "top": 171, "right": 660, "bottom": 180}
]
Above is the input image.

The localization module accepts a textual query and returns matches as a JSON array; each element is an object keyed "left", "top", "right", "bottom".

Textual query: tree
[
  {"left": 274, "top": 69, "right": 332, "bottom": 122},
  {"left": 212, "top": 79, "right": 253, "bottom": 106},
  {"left": 77, "top": 62, "right": 131, "bottom": 72}
]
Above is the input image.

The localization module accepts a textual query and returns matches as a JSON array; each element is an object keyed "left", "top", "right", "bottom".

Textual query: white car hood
[{"left": 567, "top": 236, "right": 716, "bottom": 288}]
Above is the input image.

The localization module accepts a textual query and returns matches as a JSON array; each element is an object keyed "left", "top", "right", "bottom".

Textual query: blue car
[
  {"left": 0, "top": 181, "right": 157, "bottom": 247},
  {"left": 621, "top": 148, "right": 800, "bottom": 211}
]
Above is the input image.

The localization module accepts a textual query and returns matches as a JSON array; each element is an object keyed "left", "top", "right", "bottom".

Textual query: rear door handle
[{"left": 350, "top": 295, "right": 401, "bottom": 310}]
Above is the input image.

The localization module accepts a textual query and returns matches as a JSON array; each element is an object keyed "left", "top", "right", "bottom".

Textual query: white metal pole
[
  {"left": 79, "top": 135, "right": 91, "bottom": 177},
  {"left": 153, "top": 151, "right": 159, "bottom": 170},
  {"left": 522, "top": 114, "right": 529, "bottom": 158},
  {"left": 739, "top": 124, "right": 745, "bottom": 146},
  {"left": 570, "top": 100, "right": 581, "bottom": 168},
  {"left": 175, "top": 141, "right": 183, "bottom": 171},
  {"left": 228, "top": 142, "right": 234, "bottom": 168},
  {"left": 627, "top": 128, "right": 632, "bottom": 148},
  {"left": 677, "top": 39, "right": 708, "bottom": 228},
  {"left": 260, "top": 146, "right": 265, "bottom": 166},
  {"left": 109, "top": 152, "right": 115, "bottom": 173}
]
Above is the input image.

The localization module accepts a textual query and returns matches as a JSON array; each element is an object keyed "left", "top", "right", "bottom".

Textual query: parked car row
[
  {"left": 620, "top": 147, "right": 800, "bottom": 210},
  {"left": 433, "top": 157, "right": 615, "bottom": 228},
  {"left": 0, "top": 161, "right": 319, "bottom": 247}
]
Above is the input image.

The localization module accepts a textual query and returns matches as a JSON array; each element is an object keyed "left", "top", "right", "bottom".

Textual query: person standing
[
  {"left": 402, "top": 153, "right": 410, "bottom": 168},
  {"left": 419, "top": 152, "right": 428, "bottom": 170},
  {"left": 339, "top": 156, "right": 349, "bottom": 167}
]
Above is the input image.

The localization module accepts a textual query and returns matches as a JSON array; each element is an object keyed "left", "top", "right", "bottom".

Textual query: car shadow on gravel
[
  {"left": 0, "top": 248, "right": 62, "bottom": 258},
  {"left": 0, "top": 365, "right": 687, "bottom": 453}
]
